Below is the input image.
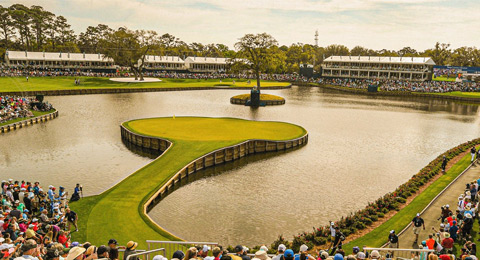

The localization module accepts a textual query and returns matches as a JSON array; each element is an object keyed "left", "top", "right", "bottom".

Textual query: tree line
[{"left": 1, "top": 4, "right": 480, "bottom": 73}]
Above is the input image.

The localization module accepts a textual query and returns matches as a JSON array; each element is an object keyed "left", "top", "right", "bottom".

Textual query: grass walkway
[
  {"left": 231, "top": 93, "right": 285, "bottom": 101},
  {"left": 0, "top": 109, "right": 55, "bottom": 127},
  {"left": 69, "top": 117, "right": 306, "bottom": 248},
  {"left": 343, "top": 150, "right": 474, "bottom": 252},
  {"left": 0, "top": 77, "right": 290, "bottom": 92}
]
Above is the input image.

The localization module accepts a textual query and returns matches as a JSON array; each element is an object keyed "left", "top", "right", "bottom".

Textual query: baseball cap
[
  {"left": 278, "top": 244, "right": 286, "bottom": 252},
  {"left": 370, "top": 250, "right": 380, "bottom": 259},
  {"left": 203, "top": 245, "right": 211, "bottom": 252},
  {"left": 284, "top": 249, "right": 294, "bottom": 258},
  {"left": 352, "top": 247, "right": 359, "bottom": 254},
  {"left": 299, "top": 244, "right": 308, "bottom": 252},
  {"left": 235, "top": 245, "right": 243, "bottom": 253},
  {"left": 108, "top": 239, "right": 117, "bottom": 245},
  {"left": 172, "top": 250, "right": 185, "bottom": 260},
  {"left": 357, "top": 252, "right": 366, "bottom": 259}
]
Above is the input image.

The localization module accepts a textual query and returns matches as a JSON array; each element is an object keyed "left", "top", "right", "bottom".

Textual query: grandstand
[
  {"left": 321, "top": 56, "right": 435, "bottom": 81},
  {"left": 184, "top": 56, "right": 229, "bottom": 73},
  {"left": 141, "top": 55, "right": 187, "bottom": 72},
  {"left": 5, "top": 50, "right": 116, "bottom": 72}
]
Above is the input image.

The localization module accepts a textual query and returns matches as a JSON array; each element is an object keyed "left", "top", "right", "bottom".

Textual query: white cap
[
  {"left": 446, "top": 204, "right": 449, "bottom": 208},
  {"left": 330, "top": 222, "right": 334, "bottom": 226},
  {"left": 417, "top": 213, "right": 420, "bottom": 217},
  {"left": 299, "top": 244, "right": 308, "bottom": 252},
  {"left": 390, "top": 230, "right": 395, "bottom": 234},
  {"left": 203, "top": 245, "right": 211, "bottom": 252},
  {"left": 49, "top": 185, "right": 53, "bottom": 189},
  {"left": 8, "top": 179, "right": 13, "bottom": 182},
  {"left": 153, "top": 256, "right": 167, "bottom": 260},
  {"left": 0, "top": 238, "right": 4, "bottom": 243},
  {"left": 260, "top": 246, "right": 268, "bottom": 252},
  {"left": 278, "top": 244, "right": 286, "bottom": 252}
]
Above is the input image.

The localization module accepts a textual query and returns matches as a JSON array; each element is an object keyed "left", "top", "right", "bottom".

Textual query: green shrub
[
  {"left": 397, "top": 197, "right": 407, "bottom": 204},
  {"left": 314, "top": 237, "right": 327, "bottom": 246},
  {"left": 377, "top": 212, "right": 385, "bottom": 218}
]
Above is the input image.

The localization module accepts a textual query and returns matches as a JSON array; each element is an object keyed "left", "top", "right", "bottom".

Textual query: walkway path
[{"left": 397, "top": 162, "right": 479, "bottom": 248}]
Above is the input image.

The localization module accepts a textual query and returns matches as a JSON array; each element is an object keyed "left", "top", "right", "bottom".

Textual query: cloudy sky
[{"left": 4, "top": 0, "right": 480, "bottom": 51}]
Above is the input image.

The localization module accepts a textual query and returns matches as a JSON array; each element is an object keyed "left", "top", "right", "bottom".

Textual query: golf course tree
[
  {"left": 234, "top": 33, "right": 278, "bottom": 91},
  {"left": 100, "top": 27, "right": 159, "bottom": 81}
]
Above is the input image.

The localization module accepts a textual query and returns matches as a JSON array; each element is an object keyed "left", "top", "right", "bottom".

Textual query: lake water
[{"left": 1, "top": 86, "right": 480, "bottom": 246}]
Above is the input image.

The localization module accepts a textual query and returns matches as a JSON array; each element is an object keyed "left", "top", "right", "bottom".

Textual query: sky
[{"left": 4, "top": 0, "right": 480, "bottom": 51}]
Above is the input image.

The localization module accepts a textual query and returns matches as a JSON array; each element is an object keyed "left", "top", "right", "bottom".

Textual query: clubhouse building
[
  {"left": 141, "top": 55, "right": 186, "bottom": 72},
  {"left": 5, "top": 51, "right": 116, "bottom": 72},
  {"left": 321, "top": 56, "right": 435, "bottom": 81},
  {"left": 184, "top": 57, "right": 229, "bottom": 73}
]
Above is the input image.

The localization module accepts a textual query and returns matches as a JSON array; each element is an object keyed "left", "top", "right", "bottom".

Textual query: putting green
[
  {"left": 231, "top": 93, "right": 285, "bottom": 101},
  {"left": 0, "top": 77, "right": 290, "bottom": 92},
  {"left": 70, "top": 117, "right": 307, "bottom": 248}
]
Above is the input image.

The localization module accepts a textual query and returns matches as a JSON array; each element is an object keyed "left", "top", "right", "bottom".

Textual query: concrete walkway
[{"left": 397, "top": 163, "right": 479, "bottom": 248}]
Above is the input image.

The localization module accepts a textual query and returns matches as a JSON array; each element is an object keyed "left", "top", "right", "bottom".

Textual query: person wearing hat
[
  {"left": 199, "top": 245, "right": 211, "bottom": 258},
  {"left": 284, "top": 250, "right": 294, "bottom": 260},
  {"left": 96, "top": 245, "right": 109, "bottom": 260},
  {"left": 355, "top": 252, "right": 365, "bottom": 260},
  {"left": 330, "top": 227, "right": 345, "bottom": 255},
  {"left": 19, "top": 239, "right": 41, "bottom": 260},
  {"left": 64, "top": 208, "right": 78, "bottom": 232},
  {"left": 369, "top": 251, "right": 380, "bottom": 260},
  {"left": 441, "top": 233, "right": 454, "bottom": 253},
  {"left": 295, "top": 244, "right": 315, "bottom": 260},
  {"left": 412, "top": 213, "right": 425, "bottom": 243},
  {"left": 387, "top": 230, "right": 399, "bottom": 252},
  {"left": 462, "top": 213, "right": 474, "bottom": 238},
  {"left": 66, "top": 247, "right": 87, "bottom": 260},
  {"left": 123, "top": 241, "right": 138, "bottom": 260},
  {"left": 272, "top": 244, "right": 286, "bottom": 260},
  {"left": 107, "top": 239, "right": 125, "bottom": 260},
  {"left": 45, "top": 247, "right": 61, "bottom": 260},
  {"left": 252, "top": 249, "right": 272, "bottom": 260},
  {"left": 185, "top": 247, "right": 198, "bottom": 260},
  {"left": 230, "top": 245, "right": 248, "bottom": 260}
]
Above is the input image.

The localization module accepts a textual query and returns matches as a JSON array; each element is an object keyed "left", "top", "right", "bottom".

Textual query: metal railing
[
  {"left": 125, "top": 248, "right": 166, "bottom": 260},
  {"left": 363, "top": 247, "right": 434, "bottom": 260},
  {"left": 147, "top": 241, "right": 218, "bottom": 260}
]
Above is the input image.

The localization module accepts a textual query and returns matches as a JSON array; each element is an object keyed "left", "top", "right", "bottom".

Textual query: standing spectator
[
  {"left": 442, "top": 156, "right": 448, "bottom": 172},
  {"left": 448, "top": 221, "right": 458, "bottom": 241},
  {"left": 470, "top": 147, "right": 476, "bottom": 163},
  {"left": 441, "top": 233, "right": 454, "bottom": 253},
  {"left": 272, "top": 244, "right": 286, "bottom": 260},
  {"left": 123, "top": 241, "right": 138, "bottom": 260},
  {"left": 388, "top": 230, "right": 399, "bottom": 249},
  {"left": 330, "top": 227, "right": 345, "bottom": 255},
  {"left": 107, "top": 239, "right": 124, "bottom": 260},
  {"left": 412, "top": 213, "right": 425, "bottom": 243},
  {"left": 65, "top": 208, "right": 78, "bottom": 232}
]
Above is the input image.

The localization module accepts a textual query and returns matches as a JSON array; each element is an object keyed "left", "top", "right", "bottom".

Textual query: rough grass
[
  {"left": 0, "top": 109, "right": 55, "bottom": 127},
  {"left": 231, "top": 93, "right": 285, "bottom": 101},
  {"left": 0, "top": 77, "right": 290, "bottom": 92},
  {"left": 69, "top": 117, "right": 306, "bottom": 249},
  {"left": 343, "top": 152, "right": 472, "bottom": 252}
]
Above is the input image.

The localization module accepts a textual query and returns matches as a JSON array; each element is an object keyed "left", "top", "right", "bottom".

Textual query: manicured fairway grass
[
  {"left": 0, "top": 109, "right": 55, "bottom": 127},
  {"left": 231, "top": 93, "right": 285, "bottom": 101},
  {"left": 343, "top": 151, "right": 473, "bottom": 252},
  {"left": 69, "top": 117, "right": 306, "bottom": 248},
  {"left": 0, "top": 77, "right": 290, "bottom": 92}
]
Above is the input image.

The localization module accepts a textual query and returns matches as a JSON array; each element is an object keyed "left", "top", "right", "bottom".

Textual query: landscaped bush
[{"left": 377, "top": 212, "right": 385, "bottom": 218}]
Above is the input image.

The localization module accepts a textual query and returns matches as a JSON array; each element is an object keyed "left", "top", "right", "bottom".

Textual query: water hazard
[{"left": 1, "top": 86, "right": 480, "bottom": 246}]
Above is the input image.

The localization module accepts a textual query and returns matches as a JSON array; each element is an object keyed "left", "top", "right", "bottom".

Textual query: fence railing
[
  {"left": 147, "top": 241, "right": 218, "bottom": 260},
  {"left": 363, "top": 247, "right": 434, "bottom": 260},
  {"left": 125, "top": 248, "right": 166, "bottom": 260}
]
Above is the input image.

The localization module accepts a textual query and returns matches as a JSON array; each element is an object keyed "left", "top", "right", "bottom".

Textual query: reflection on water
[{"left": 1, "top": 86, "right": 480, "bottom": 246}]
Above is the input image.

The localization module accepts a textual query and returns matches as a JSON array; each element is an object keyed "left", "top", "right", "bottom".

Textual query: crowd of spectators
[
  {"left": 313, "top": 78, "right": 480, "bottom": 93},
  {"left": 0, "top": 96, "right": 53, "bottom": 124}
]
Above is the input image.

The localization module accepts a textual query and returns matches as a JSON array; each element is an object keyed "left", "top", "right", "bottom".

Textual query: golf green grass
[
  {"left": 432, "top": 76, "right": 457, "bottom": 82},
  {"left": 69, "top": 117, "right": 307, "bottom": 248},
  {"left": 231, "top": 93, "right": 285, "bottom": 101},
  {"left": 0, "top": 109, "right": 55, "bottom": 127},
  {"left": 0, "top": 77, "right": 290, "bottom": 92},
  {"left": 343, "top": 150, "right": 474, "bottom": 252},
  {"left": 426, "top": 91, "right": 480, "bottom": 99}
]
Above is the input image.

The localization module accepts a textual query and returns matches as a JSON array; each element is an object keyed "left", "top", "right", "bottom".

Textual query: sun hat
[
  {"left": 321, "top": 251, "right": 330, "bottom": 259},
  {"left": 278, "top": 244, "right": 286, "bottom": 252},
  {"left": 153, "top": 255, "right": 167, "bottom": 260},
  {"left": 370, "top": 250, "right": 380, "bottom": 259},
  {"left": 445, "top": 233, "right": 451, "bottom": 238},
  {"left": 66, "top": 247, "right": 86, "bottom": 260},
  {"left": 260, "top": 246, "right": 268, "bottom": 252},
  {"left": 299, "top": 244, "right": 308, "bottom": 252},
  {"left": 126, "top": 241, "right": 138, "bottom": 250},
  {"left": 284, "top": 249, "right": 294, "bottom": 258},
  {"left": 356, "top": 252, "right": 365, "bottom": 260},
  {"left": 466, "top": 213, "right": 473, "bottom": 219}
]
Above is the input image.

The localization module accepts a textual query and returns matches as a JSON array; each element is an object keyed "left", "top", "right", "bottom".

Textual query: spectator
[
  {"left": 441, "top": 233, "right": 454, "bottom": 253},
  {"left": 66, "top": 247, "right": 86, "bottom": 260},
  {"left": 172, "top": 251, "right": 185, "bottom": 260},
  {"left": 412, "top": 213, "right": 425, "bottom": 243},
  {"left": 272, "top": 244, "right": 286, "bottom": 260},
  {"left": 123, "top": 241, "right": 138, "bottom": 260}
]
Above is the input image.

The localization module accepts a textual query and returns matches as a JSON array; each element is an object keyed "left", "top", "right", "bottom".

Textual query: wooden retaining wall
[
  {"left": 0, "top": 110, "right": 59, "bottom": 134},
  {"left": 290, "top": 81, "right": 480, "bottom": 104},
  {"left": 230, "top": 97, "right": 285, "bottom": 106},
  {"left": 0, "top": 84, "right": 291, "bottom": 97},
  {"left": 120, "top": 125, "right": 308, "bottom": 212}
]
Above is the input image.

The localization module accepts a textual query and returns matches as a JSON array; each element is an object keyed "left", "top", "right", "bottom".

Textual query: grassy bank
[
  {"left": 69, "top": 117, "right": 306, "bottom": 248},
  {"left": 343, "top": 151, "right": 473, "bottom": 252},
  {"left": 0, "top": 77, "right": 290, "bottom": 92},
  {"left": 427, "top": 91, "right": 480, "bottom": 98},
  {"left": 0, "top": 109, "right": 55, "bottom": 127}
]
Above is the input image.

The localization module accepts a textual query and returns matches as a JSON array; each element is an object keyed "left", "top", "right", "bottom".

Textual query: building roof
[
  {"left": 184, "top": 57, "right": 229, "bottom": 64},
  {"left": 6, "top": 51, "right": 114, "bottom": 62},
  {"left": 324, "top": 56, "right": 436, "bottom": 65},
  {"left": 143, "top": 55, "right": 184, "bottom": 63}
]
